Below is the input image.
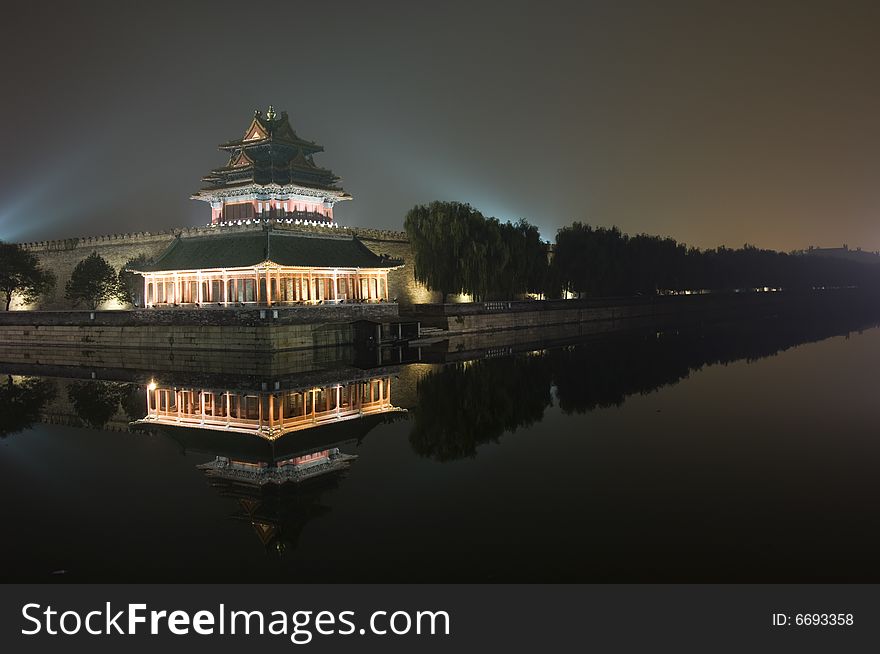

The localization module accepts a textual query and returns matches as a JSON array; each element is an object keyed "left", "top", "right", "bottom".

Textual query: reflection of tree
[
  {"left": 409, "top": 356, "right": 552, "bottom": 461},
  {"left": 552, "top": 314, "right": 880, "bottom": 414},
  {"left": 549, "top": 336, "right": 693, "bottom": 413},
  {"left": 122, "top": 385, "right": 147, "bottom": 421},
  {"left": 0, "top": 375, "right": 57, "bottom": 437},
  {"left": 67, "top": 381, "right": 133, "bottom": 428},
  {"left": 410, "top": 311, "right": 880, "bottom": 459}
]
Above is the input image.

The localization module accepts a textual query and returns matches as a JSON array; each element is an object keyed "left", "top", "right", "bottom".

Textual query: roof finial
[{"left": 266, "top": 105, "right": 276, "bottom": 121}]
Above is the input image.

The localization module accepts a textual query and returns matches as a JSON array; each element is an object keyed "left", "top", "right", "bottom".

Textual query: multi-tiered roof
[{"left": 200, "top": 106, "right": 345, "bottom": 192}]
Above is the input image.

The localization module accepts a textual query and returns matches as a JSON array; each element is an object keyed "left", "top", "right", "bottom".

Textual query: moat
[{"left": 2, "top": 310, "right": 880, "bottom": 582}]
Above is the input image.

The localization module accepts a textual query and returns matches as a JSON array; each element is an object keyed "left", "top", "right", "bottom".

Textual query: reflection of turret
[
  {"left": 198, "top": 448, "right": 356, "bottom": 486},
  {"left": 206, "top": 469, "right": 344, "bottom": 556},
  {"left": 130, "top": 371, "right": 404, "bottom": 552},
  {"left": 135, "top": 374, "right": 400, "bottom": 440}
]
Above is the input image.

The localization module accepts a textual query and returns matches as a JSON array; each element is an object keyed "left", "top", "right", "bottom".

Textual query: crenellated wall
[{"left": 14, "top": 221, "right": 442, "bottom": 309}]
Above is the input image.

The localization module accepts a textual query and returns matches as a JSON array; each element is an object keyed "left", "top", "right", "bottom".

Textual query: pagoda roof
[
  {"left": 133, "top": 229, "right": 402, "bottom": 273},
  {"left": 219, "top": 107, "right": 324, "bottom": 152},
  {"left": 197, "top": 105, "right": 345, "bottom": 193}
]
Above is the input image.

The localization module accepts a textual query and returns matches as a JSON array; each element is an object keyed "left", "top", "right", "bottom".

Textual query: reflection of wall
[
  {"left": 38, "top": 378, "right": 136, "bottom": 432},
  {"left": 392, "top": 363, "right": 438, "bottom": 411},
  {"left": 0, "top": 320, "right": 361, "bottom": 353},
  {"left": 0, "top": 343, "right": 355, "bottom": 378}
]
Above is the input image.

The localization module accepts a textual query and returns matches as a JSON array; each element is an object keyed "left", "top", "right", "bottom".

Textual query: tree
[
  {"left": 116, "top": 254, "right": 152, "bottom": 308},
  {"left": 405, "top": 201, "right": 479, "bottom": 302},
  {"left": 501, "top": 219, "right": 549, "bottom": 297},
  {"left": 65, "top": 252, "right": 119, "bottom": 310},
  {"left": 0, "top": 375, "right": 57, "bottom": 437},
  {"left": 0, "top": 241, "right": 56, "bottom": 310},
  {"left": 67, "top": 380, "right": 130, "bottom": 428},
  {"left": 552, "top": 221, "right": 880, "bottom": 297},
  {"left": 404, "top": 202, "right": 550, "bottom": 301}
]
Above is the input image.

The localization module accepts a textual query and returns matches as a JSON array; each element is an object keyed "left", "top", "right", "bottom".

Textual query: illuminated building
[
  {"left": 131, "top": 228, "right": 402, "bottom": 307},
  {"left": 193, "top": 105, "right": 351, "bottom": 226}
]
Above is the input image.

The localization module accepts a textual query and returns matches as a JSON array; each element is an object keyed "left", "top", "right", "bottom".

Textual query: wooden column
[
  {"left": 266, "top": 270, "right": 272, "bottom": 307},
  {"left": 268, "top": 394, "right": 275, "bottom": 429}
]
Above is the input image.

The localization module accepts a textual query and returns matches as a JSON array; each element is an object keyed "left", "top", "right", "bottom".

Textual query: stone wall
[
  {"left": 0, "top": 303, "right": 398, "bottom": 326},
  {"left": 0, "top": 346, "right": 356, "bottom": 381},
  {"left": 0, "top": 322, "right": 355, "bottom": 353},
  {"left": 14, "top": 221, "right": 439, "bottom": 310},
  {"left": 403, "top": 289, "right": 879, "bottom": 334},
  {"left": 352, "top": 229, "right": 441, "bottom": 305}
]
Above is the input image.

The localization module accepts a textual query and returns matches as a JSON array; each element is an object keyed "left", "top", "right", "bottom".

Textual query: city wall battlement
[{"left": 17, "top": 221, "right": 411, "bottom": 252}]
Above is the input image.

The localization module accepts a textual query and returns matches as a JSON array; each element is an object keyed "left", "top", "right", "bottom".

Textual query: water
[{"left": 2, "top": 312, "right": 880, "bottom": 582}]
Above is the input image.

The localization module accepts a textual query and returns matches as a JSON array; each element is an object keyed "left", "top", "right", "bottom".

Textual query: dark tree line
[
  {"left": 553, "top": 223, "right": 880, "bottom": 297},
  {"left": 404, "top": 203, "right": 880, "bottom": 300}
]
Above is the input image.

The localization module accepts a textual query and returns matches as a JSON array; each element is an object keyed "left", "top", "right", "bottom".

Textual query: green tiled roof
[{"left": 136, "top": 230, "right": 400, "bottom": 272}]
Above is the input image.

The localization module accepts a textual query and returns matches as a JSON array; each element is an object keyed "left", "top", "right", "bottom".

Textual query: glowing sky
[{"left": 2, "top": 0, "right": 879, "bottom": 251}]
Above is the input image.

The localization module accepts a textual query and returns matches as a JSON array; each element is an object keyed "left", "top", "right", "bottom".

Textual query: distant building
[{"left": 804, "top": 245, "right": 880, "bottom": 264}]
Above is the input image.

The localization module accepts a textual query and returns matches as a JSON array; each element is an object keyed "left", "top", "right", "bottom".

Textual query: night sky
[{"left": 2, "top": 0, "right": 879, "bottom": 251}]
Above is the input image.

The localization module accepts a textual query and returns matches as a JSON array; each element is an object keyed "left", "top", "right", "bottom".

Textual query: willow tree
[
  {"left": 404, "top": 201, "right": 484, "bottom": 302},
  {"left": 0, "top": 241, "right": 56, "bottom": 310},
  {"left": 405, "top": 202, "right": 551, "bottom": 301},
  {"left": 498, "top": 219, "right": 548, "bottom": 298}
]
